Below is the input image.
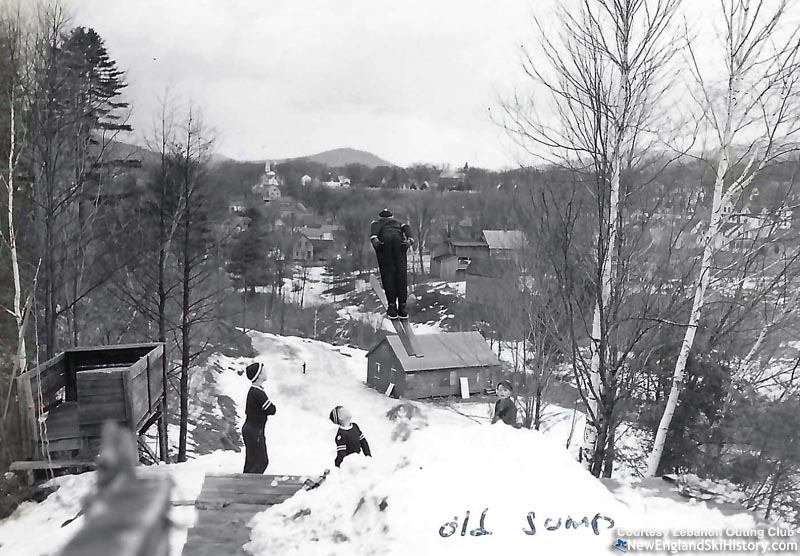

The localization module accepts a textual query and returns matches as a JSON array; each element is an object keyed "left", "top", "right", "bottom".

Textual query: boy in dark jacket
[
  {"left": 329, "top": 405, "right": 372, "bottom": 467},
  {"left": 492, "top": 380, "right": 517, "bottom": 427},
  {"left": 242, "top": 362, "right": 277, "bottom": 473},
  {"left": 370, "top": 208, "right": 414, "bottom": 319}
]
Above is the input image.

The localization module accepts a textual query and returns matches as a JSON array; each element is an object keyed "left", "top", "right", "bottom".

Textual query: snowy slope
[{"left": 0, "top": 331, "right": 784, "bottom": 556}]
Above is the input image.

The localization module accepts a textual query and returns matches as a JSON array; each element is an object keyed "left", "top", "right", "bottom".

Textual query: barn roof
[
  {"left": 366, "top": 331, "right": 500, "bottom": 372},
  {"left": 482, "top": 230, "right": 526, "bottom": 250}
]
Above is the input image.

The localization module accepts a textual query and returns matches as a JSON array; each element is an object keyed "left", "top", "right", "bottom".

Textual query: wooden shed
[
  {"left": 365, "top": 332, "right": 500, "bottom": 399},
  {"left": 13, "top": 343, "right": 168, "bottom": 469}
]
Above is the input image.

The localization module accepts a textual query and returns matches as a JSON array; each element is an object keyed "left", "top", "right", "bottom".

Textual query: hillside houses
[
  {"left": 252, "top": 162, "right": 284, "bottom": 202},
  {"left": 430, "top": 230, "right": 526, "bottom": 280},
  {"left": 438, "top": 165, "right": 471, "bottom": 191},
  {"left": 322, "top": 175, "right": 351, "bottom": 188},
  {"left": 430, "top": 239, "right": 488, "bottom": 280},
  {"left": 291, "top": 225, "right": 340, "bottom": 263}
]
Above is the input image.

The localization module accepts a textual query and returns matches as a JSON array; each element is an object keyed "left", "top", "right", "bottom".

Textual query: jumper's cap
[
  {"left": 246, "top": 362, "right": 265, "bottom": 382},
  {"left": 329, "top": 405, "right": 343, "bottom": 425},
  {"left": 379, "top": 208, "right": 393, "bottom": 218},
  {"left": 497, "top": 380, "right": 512, "bottom": 391}
]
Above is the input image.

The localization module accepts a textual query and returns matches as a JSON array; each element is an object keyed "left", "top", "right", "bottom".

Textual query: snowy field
[{"left": 0, "top": 331, "right": 794, "bottom": 556}]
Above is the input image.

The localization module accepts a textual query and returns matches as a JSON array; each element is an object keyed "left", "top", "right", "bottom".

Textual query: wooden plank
[
  {"left": 10, "top": 459, "right": 96, "bottom": 471},
  {"left": 183, "top": 473, "right": 304, "bottom": 556},
  {"left": 204, "top": 473, "right": 305, "bottom": 482},
  {"left": 147, "top": 345, "right": 164, "bottom": 411},
  {"left": 182, "top": 541, "right": 249, "bottom": 556},
  {"left": 69, "top": 343, "right": 159, "bottom": 370},
  {"left": 187, "top": 509, "right": 255, "bottom": 525},
  {"left": 196, "top": 491, "right": 297, "bottom": 506},
  {"left": 44, "top": 437, "right": 83, "bottom": 453},
  {"left": 19, "top": 352, "right": 66, "bottom": 381},
  {"left": 44, "top": 402, "right": 79, "bottom": 440},
  {"left": 16, "top": 374, "right": 38, "bottom": 459}
]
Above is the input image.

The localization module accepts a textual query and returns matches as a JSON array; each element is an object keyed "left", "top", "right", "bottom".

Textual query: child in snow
[
  {"left": 492, "top": 380, "right": 517, "bottom": 427},
  {"left": 242, "top": 362, "right": 277, "bottom": 473},
  {"left": 385, "top": 402, "right": 428, "bottom": 442},
  {"left": 369, "top": 208, "right": 414, "bottom": 320},
  {"left": 329, "top": 405, "right": 372, "bottom": 467}
]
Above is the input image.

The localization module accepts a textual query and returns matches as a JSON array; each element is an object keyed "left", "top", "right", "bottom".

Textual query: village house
[
  {"left": 481, "top": 230, "right": 527, "bottom": 260},
  {"left": 322, "top": 175, "right": 351, "bottom": 188},
  {"left": 365, "top": 331, "right": 501, "bottom": 399},
  {"left": 438, "top": 165, "right": 470, "bottom": 191},
  {"left": 228, "top": 198, "right": 247, "bottom": 215},
  {"left": 252, "top": 162, "right": 283, "bottom": 202},
  {"left": 291, "top": 225, "right": 339, "bottom": 263},
  {"left": 269, "top": 198, "right": 312, "bottom": 229},
  {"left": 430, "top": 238, "right": 489, "bottom": 280}
]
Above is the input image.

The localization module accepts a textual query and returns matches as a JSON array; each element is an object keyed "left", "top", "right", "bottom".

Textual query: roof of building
[
  {"left": 300, "top": 227, "right": 334, "bottom": 242},
  {"left": 465, "top": 257, "right": 517, "bottom": 278},
  {"left": 482, "top": 230, "right": 526, "bottom": 250},
  {"left": 439, "top": 168, "right": 466, "bottom": 180},
  {"left": 366, "top": 331, "right": 500, "bottom": 372},
  {"left": 448, "top": 239, "right": 488, "bottom": 248}
]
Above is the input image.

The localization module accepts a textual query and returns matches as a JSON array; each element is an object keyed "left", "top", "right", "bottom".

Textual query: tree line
[{"left": 0, "top": 1, "right": 234, "bottom": 467}]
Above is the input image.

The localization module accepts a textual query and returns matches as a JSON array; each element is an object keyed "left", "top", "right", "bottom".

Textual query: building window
[
  {"left": 374, "top": 362, "right": 381, "bottom": 379},
  {"left": 450, "top": 370, "right": 457, "bottom": 386}
]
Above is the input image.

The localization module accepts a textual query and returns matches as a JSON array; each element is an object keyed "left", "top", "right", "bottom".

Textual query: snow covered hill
[{"left": 0, "top": 331, "right": 787, "bottom": 556}]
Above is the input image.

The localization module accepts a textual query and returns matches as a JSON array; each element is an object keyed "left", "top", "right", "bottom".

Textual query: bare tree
[
  {"left": 405, "top": 189, "right": 440, "bottom": 274},
  {"left": 503, "top": 0, "right": 683, "bottom": 476},
  {"left": 0, "top": 2, "right": 31, "bottom": 376},
  {"left": 647, "top": 0, "right": 800, "bottom": 476},
  {"left": 171, "top": 105, "right": 216, "bottom": 462}
]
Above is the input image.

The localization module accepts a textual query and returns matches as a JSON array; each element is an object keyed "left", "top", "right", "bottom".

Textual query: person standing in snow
[
  {"left": 370, "top": 208, "right": 414, "bottom": 320},
  {"left": 491, "top": 380, "right": 517, "bottom": 427},
  {"left": 329, "top": 405, "right": 372, "bottom": 467},
  {"left": 242, "top": 362, "right": 277, "bottom": 473}
]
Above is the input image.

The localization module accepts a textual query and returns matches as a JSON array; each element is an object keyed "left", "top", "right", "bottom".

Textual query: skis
[
  {"left": 303, "top": 469, "right": 330, "bottom": 491},
  {"left": 368, "top": 274, "right": 422, "bottom": 358}
]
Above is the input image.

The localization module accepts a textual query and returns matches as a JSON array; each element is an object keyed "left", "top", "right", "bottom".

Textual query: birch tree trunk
[
  {"left": 646, "top": 0, "right": 800, "bottom": 476},
  {"left": 5, "top": 40, "right": 26, "bottom": 374}
]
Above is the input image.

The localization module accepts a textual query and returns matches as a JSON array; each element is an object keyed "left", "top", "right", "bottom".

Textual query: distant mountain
[
  {"left": 107, "top": 139, "right": 233, "bottom": 167},
  {"left": 297, "top": 148, "right": 393, "bottom": 169}
]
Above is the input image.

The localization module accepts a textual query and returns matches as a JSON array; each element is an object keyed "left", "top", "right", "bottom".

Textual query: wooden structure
[
  {"left": 365, "top": 331, "right": 500, "bottom": 399},
  {"left": 14, "top": 343, "right": 167, "bottom": 468},
  {"left": 430, "top": 239, "right": 488, "bottom": 280},
  {"left": 182, "top": 473, "right": 304, "bottom": 556}
]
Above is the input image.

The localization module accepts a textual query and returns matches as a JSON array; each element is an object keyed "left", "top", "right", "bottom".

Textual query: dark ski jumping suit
[
  {"left": 242, "top": 384, "right": 276, "bottom": 473},
  {"left": 370, "top": 216, "right": 413, "bottom": 313}
]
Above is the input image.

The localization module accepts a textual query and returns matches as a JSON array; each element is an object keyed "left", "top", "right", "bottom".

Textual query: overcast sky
[
  {"left": 65, "top": 0, "right": 536, "bottom": 169},
  {"left": 64, "top": 1, "right": 800, "bottom": 170}
]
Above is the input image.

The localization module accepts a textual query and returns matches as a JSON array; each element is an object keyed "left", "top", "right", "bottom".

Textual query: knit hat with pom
[{"left": 246, "top": 362, "right": 265, "bottom": 382}]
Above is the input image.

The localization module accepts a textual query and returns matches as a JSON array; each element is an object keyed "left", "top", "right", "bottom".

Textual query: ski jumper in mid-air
[{"left": 370, "top": 208, "right": 414, "bottom": 319}]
